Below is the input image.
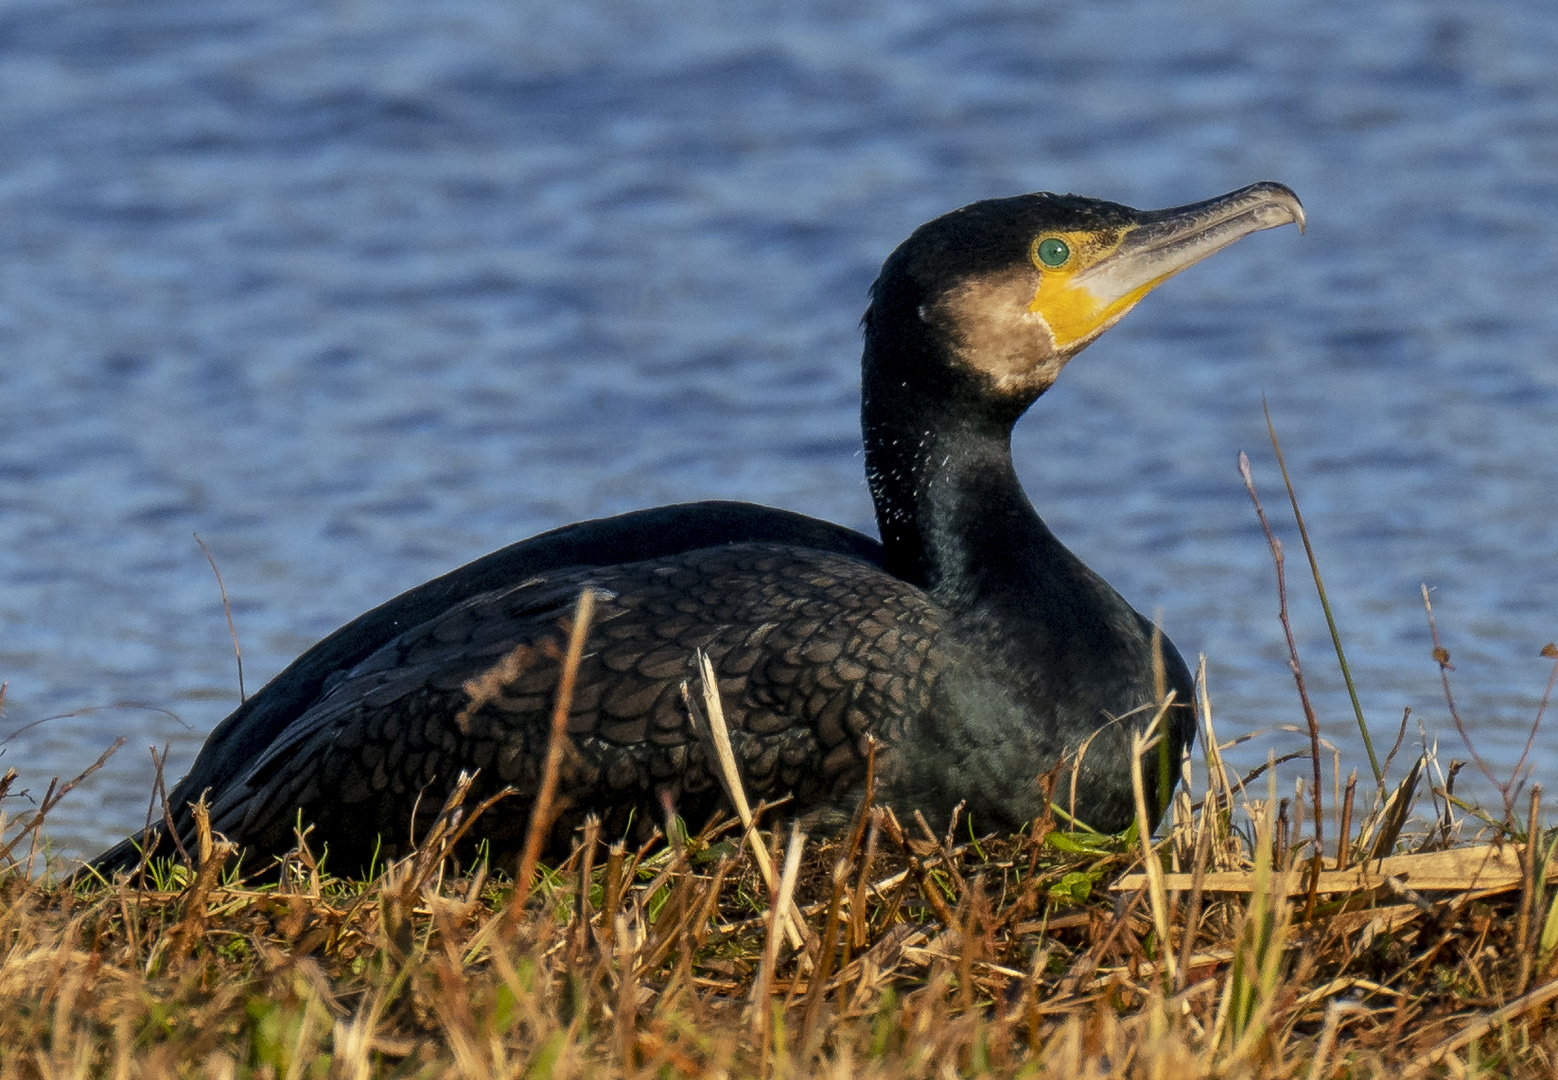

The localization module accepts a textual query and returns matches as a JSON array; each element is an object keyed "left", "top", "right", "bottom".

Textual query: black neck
[{"left": 861, "top": 348, "right": 1065, "bottom": 611}]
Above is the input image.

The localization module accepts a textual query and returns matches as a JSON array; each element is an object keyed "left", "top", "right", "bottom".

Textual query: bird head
[{"left": 865, "top": 182, "right": 1305, "bottom": 408}]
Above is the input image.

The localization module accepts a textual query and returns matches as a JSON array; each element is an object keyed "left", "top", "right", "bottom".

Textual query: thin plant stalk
[
  {"left": 512, "top": 587, "right": 595, "bottom": 913},
  {"left": 1263, "top": 399, "right": 1383, "bottom": 786},
  {"left": 194, "top": 533, "right": 245, "bottom": 703},
  {"left": 1131, "top": 718, "right": 1177, "bottom": 989},
  {"left": 1240, "top": 450, "right": 1325, "bottom": 860},
  {"left": 1422, "top": 583, "right": 1514, "bottom": 821},
  {"left": 688, "top": 650, "right": 806, "bottom": 951}
]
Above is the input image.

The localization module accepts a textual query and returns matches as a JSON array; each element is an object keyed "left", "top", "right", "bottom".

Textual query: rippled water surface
[{"left": 3, "top": 0, "right": 1557, "bottom": 859}]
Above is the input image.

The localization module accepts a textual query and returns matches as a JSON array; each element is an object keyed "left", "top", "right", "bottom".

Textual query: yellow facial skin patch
[
  {"left": 1022, "top": 184, "right": 1306, "bottom": 356},
  {"left": 1026, "top": 227, "right": 1162, "bottom": 352}
]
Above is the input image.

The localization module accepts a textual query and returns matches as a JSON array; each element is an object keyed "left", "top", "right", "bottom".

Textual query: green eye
[{"left": 1036, "top": 237, "right": 1070, "bottom": 268}]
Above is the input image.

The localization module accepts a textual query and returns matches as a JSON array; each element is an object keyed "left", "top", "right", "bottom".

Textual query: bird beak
[{"left": 1071, "top": 181, "right": 1305, "bottom": 309}]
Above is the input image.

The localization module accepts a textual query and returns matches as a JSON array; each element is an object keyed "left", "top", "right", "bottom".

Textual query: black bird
[{"left": 91, "top": 182, "right": 1303, "bottom": 876}]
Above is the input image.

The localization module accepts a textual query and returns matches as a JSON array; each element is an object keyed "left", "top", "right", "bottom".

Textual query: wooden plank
[{"left": 1110, "top": 844, "right": 1521, "bottom": 895}]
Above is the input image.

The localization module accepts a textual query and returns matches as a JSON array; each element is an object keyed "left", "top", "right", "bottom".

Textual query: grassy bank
[{"left": 3, "top": 674, "right": 1557, "bottom": 1080}]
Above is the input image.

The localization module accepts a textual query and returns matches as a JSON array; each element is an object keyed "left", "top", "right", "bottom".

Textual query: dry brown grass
[{"left": 3, "top": 665, "right": 1558, "bottom": 1080}]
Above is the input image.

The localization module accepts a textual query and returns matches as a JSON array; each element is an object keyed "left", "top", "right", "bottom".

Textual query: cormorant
[{"left": 91, "top": 182, "right": 1303, "bottom": 876}]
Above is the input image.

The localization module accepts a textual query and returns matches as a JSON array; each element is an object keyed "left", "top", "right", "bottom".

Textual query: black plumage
[{"left": 91, "top": 181, "right": 1303, "bottom": 875}]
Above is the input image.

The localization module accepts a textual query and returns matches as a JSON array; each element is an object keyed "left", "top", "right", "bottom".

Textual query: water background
[{"left": 4, "top": 0, "right": 1557, "bottom": 860}]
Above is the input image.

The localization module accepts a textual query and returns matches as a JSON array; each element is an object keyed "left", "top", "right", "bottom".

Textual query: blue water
[{"left": 3, "top": 0, "right": 1557, "bottom": 859}]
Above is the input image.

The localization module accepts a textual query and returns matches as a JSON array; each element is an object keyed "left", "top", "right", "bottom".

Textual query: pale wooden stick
[{"left": 1402, "top": 974, "right": 1558, "bottom": 1077}]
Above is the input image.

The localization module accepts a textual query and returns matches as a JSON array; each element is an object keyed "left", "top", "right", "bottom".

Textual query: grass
[
  {"left": 4, "top": 654, "right": 1558, "bottom": 1079},
  {"left": 4, "top": 440, "right": 1558, "bottom": 1077}
]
